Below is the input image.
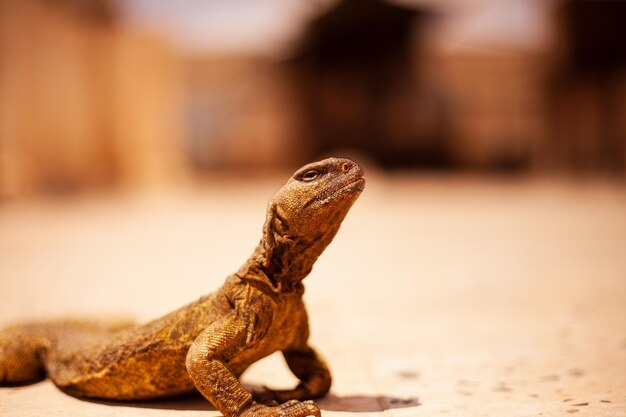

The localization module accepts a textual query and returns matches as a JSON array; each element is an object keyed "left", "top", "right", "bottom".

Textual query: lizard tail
[
  {"left": 0, "top": 324, "right": 49, "bottom": 385},
  {"left": 0, "top": 319, "right": 134, "bottom": 386}
]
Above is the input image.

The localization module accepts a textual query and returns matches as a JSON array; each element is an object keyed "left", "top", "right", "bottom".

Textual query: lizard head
[
  {"left": 257, "top": 158, "right": 364, "bottom": 279},
  {"left": 267, "top": 157, "right": 365, "bottom": 238},
  {"left": 239, "top": 157, "right": 364, "bottom": 286}
]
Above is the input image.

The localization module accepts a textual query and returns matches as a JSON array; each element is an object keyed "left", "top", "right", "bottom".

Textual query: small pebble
[
  {"left": 492, "top": 382, "right": 512, "bottom": 392},
  {"left": 396, "top": 370, "right": 419, "bottom": 379}
]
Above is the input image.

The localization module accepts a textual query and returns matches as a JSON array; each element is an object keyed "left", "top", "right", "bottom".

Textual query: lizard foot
[{"left": 241, "top": 400, "right": 321, "bottom": 417}]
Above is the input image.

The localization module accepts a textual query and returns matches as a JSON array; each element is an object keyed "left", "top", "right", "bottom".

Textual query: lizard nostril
[{"left": 341, "top": 163, "right": 351, "bottom": 173}]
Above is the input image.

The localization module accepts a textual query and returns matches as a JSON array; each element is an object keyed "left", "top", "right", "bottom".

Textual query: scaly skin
[{"left": 0, "top": 157, "right": 365, "bottom": 417}]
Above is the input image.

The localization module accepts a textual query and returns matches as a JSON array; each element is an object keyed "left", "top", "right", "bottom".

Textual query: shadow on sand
[{"left": 83, "top": 391, "right": 420, "bottom": 413}]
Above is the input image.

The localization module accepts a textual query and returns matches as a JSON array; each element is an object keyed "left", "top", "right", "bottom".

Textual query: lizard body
[{"left": 0, "top": 157, "right": 365, "bottom": 417}]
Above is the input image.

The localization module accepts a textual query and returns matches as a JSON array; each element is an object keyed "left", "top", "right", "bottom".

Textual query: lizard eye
[{"left": 298, "top": 169, "right": 320, "bottom": 182}]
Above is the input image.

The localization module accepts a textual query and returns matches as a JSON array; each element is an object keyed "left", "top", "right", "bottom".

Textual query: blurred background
[
  {"left": 1, "top": 0, "right": 625, "bottom": 198},
  {"left": 1, "top": 1, "right": 626, "bottom": 416}
]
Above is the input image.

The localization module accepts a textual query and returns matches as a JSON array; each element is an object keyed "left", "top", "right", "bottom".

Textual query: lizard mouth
[
  {"left": 306, "top": 175, "right": 365, "bottom": 208},
  {"left": 334, "top": 177, "right": 365, "bottom": 195}
]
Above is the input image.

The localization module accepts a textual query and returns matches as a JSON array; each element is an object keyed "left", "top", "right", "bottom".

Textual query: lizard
[{"left": 0, "top": 157, "right": 365, "bottom": 417}]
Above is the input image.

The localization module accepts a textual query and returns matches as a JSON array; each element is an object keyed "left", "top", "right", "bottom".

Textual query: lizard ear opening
[{"left": 261, "top": 203, "right": 277, "bottom": 268}]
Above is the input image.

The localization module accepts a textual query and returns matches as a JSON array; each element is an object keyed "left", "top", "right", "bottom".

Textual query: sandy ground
[{"left": 1, "top": 173, "right": 625, "bottom": 417}]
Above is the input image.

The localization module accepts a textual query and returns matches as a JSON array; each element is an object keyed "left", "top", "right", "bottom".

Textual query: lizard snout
[{"left": 338, "top": 159, "right": 364, "bottom": 180}]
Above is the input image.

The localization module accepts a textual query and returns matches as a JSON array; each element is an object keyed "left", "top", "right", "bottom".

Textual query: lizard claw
[
  {"left": 241, "top": 400, "right": 321, "bottom": 417},
  {"left": 277, "top": 400, "right": 321, "bottom": 417}
]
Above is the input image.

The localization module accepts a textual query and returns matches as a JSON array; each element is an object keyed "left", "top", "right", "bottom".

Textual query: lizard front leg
[
  {"left": 186, "top": 317, "right": 321, "bottom": 417},
  {"left": 253, "top": 345, "right": 331, "bottom": 404}
]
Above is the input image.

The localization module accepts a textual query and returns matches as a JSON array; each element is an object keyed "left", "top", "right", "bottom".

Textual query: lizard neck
[{"left": 237, "top": 225, "right": 341, "bottom": 293}]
